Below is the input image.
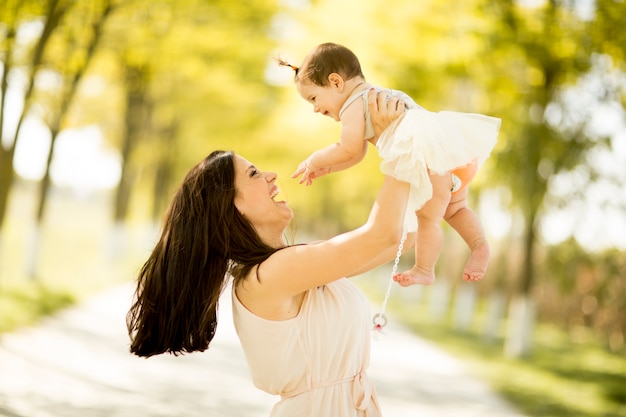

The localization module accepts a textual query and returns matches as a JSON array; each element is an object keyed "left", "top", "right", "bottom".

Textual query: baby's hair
[
  {"left": 277, "top": 43, "right": 364, "bottom": 86},
  {"left": 275, "top": 57, "right": 299, "bottom": 80}
]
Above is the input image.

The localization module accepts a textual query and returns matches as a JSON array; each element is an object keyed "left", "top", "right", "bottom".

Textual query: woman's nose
[{"left": 265, "top": 171, "right": 277, "bottom": 182}]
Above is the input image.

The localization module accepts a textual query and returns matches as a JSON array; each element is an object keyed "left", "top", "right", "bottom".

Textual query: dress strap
[{"left": 338, "top": 88, "right": 370, "bottom": 119}]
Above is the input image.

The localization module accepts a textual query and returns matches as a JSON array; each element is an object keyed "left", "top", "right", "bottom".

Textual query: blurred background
[{"left": 1, "top": 0, "right": 625, "bottom": 416}]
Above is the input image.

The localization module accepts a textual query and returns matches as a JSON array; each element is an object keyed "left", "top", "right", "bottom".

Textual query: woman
[{"left": 127, "top": 90, "right": 409, "bottom": 416}]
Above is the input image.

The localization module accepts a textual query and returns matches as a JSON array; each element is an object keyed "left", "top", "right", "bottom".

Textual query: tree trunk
[
  {"left": 428, "top": 279, "right": 451, "bottom": 322},
  {"left": 113, "top": 64, "right": 146, "bottom": 223},
  {"left": 0, "top": 149, "right": 16, "bottom": 232},
  {"left": 505, "top": 209, "right": 538, "bottom": 357},
  {"left": 25, "top": 223, "right": 42, "bottom": 279},
  {"left": 483, "top": 290, "right": 506, "bottom": 343},
  {"left": 0, "top": 22, "right": 15, "bottom": 235},
  {"left": 505, "top": 295, "right": 536, "bottom": 358},
  {"left": 35, "top": 129, "right": 57, "bottom": 224},
  {"left": 150, "top": 123, "right": 178, "bottom": 222},
  {"left": 27, "top": 128, "right": 56, "bottom": 280},
  {"left": 109, "top": 64, "right": 147, "bottom": 261},
  {"left": 520, "top": 209, "right": 537, "bottom": 296},
  {"left": 109, "top": 129, "right": 135, "bottom": 262},
  {"left": 0, "top": 25, "right": 14, "bottom": 145},
  {"left": 453, "top": 283, "right": 476, "bottom": 331},
  {"left": 106, "top": 221, "right": 128, "bottom": 262}
]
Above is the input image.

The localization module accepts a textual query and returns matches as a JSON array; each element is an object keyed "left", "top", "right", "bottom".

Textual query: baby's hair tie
[{"left": 275, "top": 57, "right": 299, "bottom": 75}]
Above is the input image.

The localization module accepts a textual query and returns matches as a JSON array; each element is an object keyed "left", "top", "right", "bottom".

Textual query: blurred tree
[
  {"left": 34, "top": 0, "right": 115, "bottom": 220},
  {"left": 485, "top": 0, "right": 623, "bottom": 357},
  {"left": 543, "top": 239, "right": 626, "bottom": 352},
  {"left": 0, "top": 7, "right": 17, "bottom": 201},
  {"left": 535, "top": 1, "right": 626, "bottom": 353},
  {"left": 593, "top": 0, "right": 626, "bottom": 64},
  {"left": 25, "top": 0, "right": 116, "bottom": 279},
  {"left": 0, "top": 0, "right": 69, "bottom": 233},
  {"left": 114, "top": 61, "right": 148, "bottom": 226},
  {"left": 97, "top": 0, "right": 280, "bottom": 229}
]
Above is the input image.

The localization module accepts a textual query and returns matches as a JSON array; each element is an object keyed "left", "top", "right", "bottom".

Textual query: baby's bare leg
[
  {"left": 394, "top": 173, "right": 451, "bottom": 286},
  {"left": 444, "top": 188, "right": 490, "bottom": 281}
]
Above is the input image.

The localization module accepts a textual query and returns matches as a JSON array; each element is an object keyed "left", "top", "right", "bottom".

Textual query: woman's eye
[{"left": 250, "top": 169, "right": 259, "bottom": 177}]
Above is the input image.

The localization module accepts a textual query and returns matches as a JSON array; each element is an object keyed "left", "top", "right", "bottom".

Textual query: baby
[{"left": 279, "top": 42, "right": 500, "bottom": 286}]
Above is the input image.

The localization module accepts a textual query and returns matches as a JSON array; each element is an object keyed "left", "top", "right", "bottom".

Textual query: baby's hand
[
  {"left": 309, "top": 166, "right": 331, "bottom": 180},
  {"left": 291, "top": 160, "right": 310, "bottom": 184},
  {"left": 292, "top": 159, "right": 329, "bottom": 186},
  {"left": 302, "top": 166, "right": 332, "bottom": 186}
]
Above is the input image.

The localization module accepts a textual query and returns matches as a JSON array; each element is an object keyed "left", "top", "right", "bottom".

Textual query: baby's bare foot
[
  {"left": 393, "top": 266, "right": 435, "bottom": 286},
  {"left": 463, "top": 241, "right": 490, "bottom": 282}
]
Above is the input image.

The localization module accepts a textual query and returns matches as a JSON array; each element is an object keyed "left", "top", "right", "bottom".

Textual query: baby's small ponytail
[{"left": 275, "top": 57, "right": 299, "bottom": 75}]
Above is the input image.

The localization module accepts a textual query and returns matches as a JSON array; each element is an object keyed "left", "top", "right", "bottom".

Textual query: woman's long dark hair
[{"left": 127, "top": 150, "right": 282, "bottom": 357}]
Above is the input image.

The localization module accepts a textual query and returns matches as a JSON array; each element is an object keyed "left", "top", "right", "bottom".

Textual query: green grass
[
  {"left": 0, "top": 183, "right": 148, "bottom": 334},
  {"left": 395, "top": 304, "right": 626, "bottom": 417},
  {"left": 0, "top": 282, "right": 76, "bottom": 333},
  {"left": 356, "top": 274, "right": 626, "bottom": 417}
]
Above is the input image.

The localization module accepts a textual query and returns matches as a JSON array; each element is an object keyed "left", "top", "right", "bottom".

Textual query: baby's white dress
[{"left": 340, "top": 87, "right": 501, "bottom": 232}]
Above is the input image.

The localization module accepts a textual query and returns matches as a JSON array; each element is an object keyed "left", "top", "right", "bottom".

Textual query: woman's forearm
[
  {"left": 347, "top": 232, "right": 415, "bottom": 277},
  {"left": 360, "top": 175, "right": 410, "bottom": 253},
  {"left": 356, "top": 90, "right": 409, "bottom": 252}
]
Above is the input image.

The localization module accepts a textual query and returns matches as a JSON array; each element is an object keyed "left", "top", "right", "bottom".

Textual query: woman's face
[{"left": 233, "top": 155, "right": 293, "bottom": 242}]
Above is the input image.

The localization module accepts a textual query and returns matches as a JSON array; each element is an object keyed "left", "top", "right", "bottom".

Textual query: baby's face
[{"left": 296, "top": 80, "right": 344, "bottom": 122}]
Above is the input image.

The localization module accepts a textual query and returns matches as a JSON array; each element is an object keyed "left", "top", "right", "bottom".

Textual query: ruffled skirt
[{"left": 376, "top": 108, "right": 500, "bottom": 231}]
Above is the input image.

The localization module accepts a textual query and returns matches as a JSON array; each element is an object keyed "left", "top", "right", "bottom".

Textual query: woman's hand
[{"left": 368, "top": 89, "right": 405, "bottom": 138}]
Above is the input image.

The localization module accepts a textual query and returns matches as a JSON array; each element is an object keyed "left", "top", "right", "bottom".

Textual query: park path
[{"left": 0, "top": 283, "right": 528, "bottom": 417}]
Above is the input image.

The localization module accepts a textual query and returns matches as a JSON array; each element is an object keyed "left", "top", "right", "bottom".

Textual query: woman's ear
[{"left": 328, "top": 73, "right": 344, "bottom": 91}]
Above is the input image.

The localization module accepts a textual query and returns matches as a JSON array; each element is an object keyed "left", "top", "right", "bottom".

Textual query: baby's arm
[
  {"left": 292, "top": 98, "right": 368, "bottom": 185},
  {"left": 292, "top": 142, "right": 367, "bottom": 185}
]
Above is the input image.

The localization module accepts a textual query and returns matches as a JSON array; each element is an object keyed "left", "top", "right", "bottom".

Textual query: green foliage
[
  {"left": 593, "top": 0, "right": 626, "bottom": 63},
  {"left": 6, "top": 0, "right": 624, "bottom": 241},
  {"left": 355, "top": 274, "right": 626, "bottom": 417},
  {"left": 59, "top": 0, "right": 282, "bottom": 220},
  {"left": 0, "top": 283, "right": 75, "bottom": 333},
  {"left": 539, "top": 238, "right": 626, "bottom": 352}
]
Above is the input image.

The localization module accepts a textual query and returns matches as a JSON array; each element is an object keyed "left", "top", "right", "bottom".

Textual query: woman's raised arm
[{"left": 258, "top": 91, "right": 409, "bottom": 296}]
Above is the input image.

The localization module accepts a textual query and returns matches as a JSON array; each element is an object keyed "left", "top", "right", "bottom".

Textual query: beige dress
[{"left": 232, "top": 278, "right": 382, "bottom": 417}]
